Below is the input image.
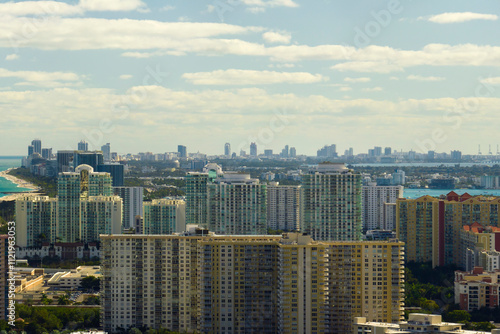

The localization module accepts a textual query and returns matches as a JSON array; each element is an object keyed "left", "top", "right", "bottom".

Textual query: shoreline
[{"left": 0, "top": 168, "right": 42, "bottom": 202}]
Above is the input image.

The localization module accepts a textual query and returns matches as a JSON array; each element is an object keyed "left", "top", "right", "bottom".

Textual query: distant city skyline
[
  {"left": 0, "top": 1, "right": 499, "bottom": 155},
  {"left": 12, "top": 137, "right": 500, "bottom": 157}
]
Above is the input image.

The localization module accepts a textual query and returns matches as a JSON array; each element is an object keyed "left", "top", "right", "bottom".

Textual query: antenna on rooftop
[
  {"left": 478, "top": 144, "right": 482, "bottom": 155},
  {"left": 489, "top": 144, "right": 492, "bottom": 155}
]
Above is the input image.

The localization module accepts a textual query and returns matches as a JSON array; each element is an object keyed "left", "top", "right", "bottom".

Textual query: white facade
[
  {"left": 15, "top": 196, "right": 58, "bottom": 248},
  {"left": 362, "top": 185, "right": 403, "bottom": 231},
  {"left": 114, "top": 187, "right": 144, "bottom": 229},
  {"left": 481, "top": 176, "right": 500, "bottom": 189},
  {"left": 267, "top": 182, "right": 302, "bottom": 231}
]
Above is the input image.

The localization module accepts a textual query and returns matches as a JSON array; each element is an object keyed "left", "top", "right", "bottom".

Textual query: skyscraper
[
  {"left": 281, "top": 145, "right": 289, "bottom": 158},
  {"left": 207, "top": 173, "right": 267, "bottom": 235},
  {"left": 15, "top": 196, "right": 58, "bottom": 247},
  {"left": 267, "top": 182, "right": 301, "bottom": 231},
  {"left": 289, "top": 147, "right": 296, "bottom": 158},
  {"left": 384, "top": 147, "right": 392, "bottom": 155},
  {"left": 78, "top": 140, "right": 89, "bottom": 151},
  {"left": 178, "top": 145, "right": 187, "bottom": 158},
  {"left": 31, "top": 139, "right": 41, "bottom": 155},
  {"left": 73, "top": 151, "right": 104, "bottom": 170},
  {"left": 101, "top": 232, "right": 404, "bottom": 334},
  {"left": 224, "top": 142, "right": 231, "bottom": 157},
  {"left": 113, "top": 187, "right": 144, "bottom": 229},
  {"left": 101, "top": 143, "right": 111, "bottom": 161},
  {"left": 250, "top": 142, "right": 257, "bottom": 156},
  {"left": 27, "top": 145, "right": 34, "bottom": 157},
  {"left": 143, "top": 199, "right": 186, "bottom": 234},
  {"left": 185, "top": 172, "right": 209, "bottom": 225},
  {"left": 97, "top": 163, "right": 124, "bottom": 187},
  {"left": 302, "top": 162, "right": 362, "bottom": 241},
  {"left": 317, "top": 144, "right": 336, "bottom": 157},
  {"left": 56, "top": 150, "right": 74, "bottom": 173},
  {"left": 57, "top": 164, "right": 113, "bottom": 242},
  {"left": 41, "top": 148, "right": 52, "bottom": 159},
  {"left": 362, "top": 185, "right": 404, "bottom": 231}
]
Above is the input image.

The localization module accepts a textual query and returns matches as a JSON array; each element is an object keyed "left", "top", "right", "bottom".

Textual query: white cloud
[
  {"left": 241, "top": 0, "right": 299, "bottom": 12},
  {"left": 424, "top": 12, "right": 498, "bottom": 24},
  {"left": 0, "top": 17, "right": 264, "bottom": 51},
  {"left": 159, "top": 5, "right": 175, "bottom": 12},
  {"left": 339, "top": 86, "right": 352, "bottom": 92},
  {"left": 262, "top": 31, "right": 291, "bottom": 44},
  {"left": 362, "top": 87, "right": 383, "bottom": 92},
  {"left": 0, "top": 1, "right": 83, "bottom": 16},
  {"left": 2, "top": 86, "right": 500, "bottom": 155},
  {"left": 0, "top": 68, "right": 80, "bottom": 83},
  {"left": 5, "top": 54, "right": 19, "bottom": 61},
  {"left": 389, "top": 76, "right": 399, "bottom": 81},
  {"left": 344, "top": 77, "right": 371, "bottom": 83},
  {"left": 407, "top": 75, "right": 445, "bottom": 82},
  {"left": 332, "top": 61, "right": 403, "bottom": 73},
  {"left": 120, "top": 74, "right": 133, "bottom": 80},
  {"left": 183, "top": 69, "right": 328, "bottom": 85},
  {"left": 247, "top": 7, "right": 266, "bottom": 14},
  {"left": 0, "top": 0, "right": 148, "bottom": 16},
  {"left": 78, "top": 0, "right": 148, "bottom": 12},
  {"left": 0, "top": 14, "right": 499, "bottom": 73},
  {"left": 480, "top": 77, "right": 500, "bottom": 85}
]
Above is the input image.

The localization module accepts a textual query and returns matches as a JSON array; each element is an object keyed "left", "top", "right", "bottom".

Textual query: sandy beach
[{"left": 0, "top": 168, "right": 42, "bottom": 202}]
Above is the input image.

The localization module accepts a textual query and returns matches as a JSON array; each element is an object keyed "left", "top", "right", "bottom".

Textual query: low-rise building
[
  {"left": 354, "top": 313, "right": 496, "bottom": 333},
  {"left": 455, "top": 267, "right": 500, "bottom": 311},
  {"left": 47, "top": 266, "right": 101, "bottom": 290}
]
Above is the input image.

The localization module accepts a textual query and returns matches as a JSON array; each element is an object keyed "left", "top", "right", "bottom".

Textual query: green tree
[
  {"left": 444, "top": 310, "right": 471, "bottom": 323},
  {"left": 80, "top": 276, "right": 100, "bottom": 291},
  {"left": 57, "top": 295, "right": 71, "bottom": 306}
]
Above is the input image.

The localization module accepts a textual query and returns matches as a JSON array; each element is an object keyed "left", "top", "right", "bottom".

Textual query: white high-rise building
[
  {"left": 15, "top": 196, "right": 58, "bottom": 247},
  {"left": 362, "top": 185, "right": 403, "bottom": 231},
  {"left": 113, "top": 187, "right": 144, "bottom": 229},
  {"left": 267, "top": 182, "right": 301, "bottom": 231}
]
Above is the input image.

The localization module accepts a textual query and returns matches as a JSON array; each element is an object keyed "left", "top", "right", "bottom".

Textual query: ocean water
[
  {"left": 403, "top": 188, "right": 500, "bottom": 199},
  {"left": 0, "top": 156, "right": 31, "bottom": 198}
]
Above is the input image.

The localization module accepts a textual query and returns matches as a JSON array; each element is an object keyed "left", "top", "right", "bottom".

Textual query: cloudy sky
[{"left": 0, "top": 0, "right": 499, "bottom": 156}]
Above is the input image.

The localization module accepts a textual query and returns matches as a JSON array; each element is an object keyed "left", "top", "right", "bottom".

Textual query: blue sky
[{"left": 0, "top": 0, "right": 499, "bottom": 156}]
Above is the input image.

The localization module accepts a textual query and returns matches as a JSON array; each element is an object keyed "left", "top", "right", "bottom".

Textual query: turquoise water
[
  {"left": 0, "top": 157, "right": 31, "bottom": 198},
  {"left": 403, "top": 188, "right": 500, "bottom": 199}
]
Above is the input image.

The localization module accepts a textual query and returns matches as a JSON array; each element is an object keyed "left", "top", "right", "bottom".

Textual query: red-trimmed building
[
  {"left": 455, "top": 267, "right": 500, "bottom": 311},
  {"left": 397, "top": 192, "right": 500, "bottom": 267}
]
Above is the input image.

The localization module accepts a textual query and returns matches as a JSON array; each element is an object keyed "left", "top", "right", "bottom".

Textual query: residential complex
[
  {"left": 397, "top": 192, "right": 500, "bottom": 267},
  {"left": 362, "top": 185, "right": 403, "bottom": 231},
  {"left": 113, "top": 187, "right": 144, "bottom": 229},
  {"left": 186, "top": 168, "right": 267, "bottom": 235},
  {"left": 461, "top": 222, "right": 500, "bottom": 269},
  {"left": 15, "top": 195, "right": 57, "bottom": 247},
  {"left": 16, "top": 164, "right": 122, "bottom": 249},
  {"left": 455, "top": 267, "right": 500, "bottom": 311},
  {"left": 302, "top": 162, "right": 362, "bottom": 241},
  {"left": 354, "top": 313, "right": 491, "bottom": 334},
  {"left": 266, "top": 182, "right": 301, "bottom": 231},
  {"left": 100, "top": 231, "right": 404, "bottom": 334},
  {"left": 143, "top": 199, "right": 186, "bottom": 234}
]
